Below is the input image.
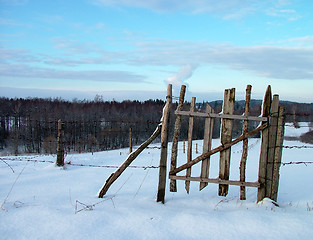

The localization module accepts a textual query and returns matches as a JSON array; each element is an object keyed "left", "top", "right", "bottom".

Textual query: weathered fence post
[
  {"left": 56, "top": 119, "right": 64, "bottom": 166},
  {"left": 185, "top": 97, "right": 196, "bottom": 194},
  {"left": 257, "top": 92, "right": 285, "bottom": 202},
  {"left": 240, "top": 85, "right": 252, "bottom": 200},
  {"left": 199, "top": 103, "right": 214, "bottom": 191},
  {"left": 219, "top": 88, "right": 235, "bottom": 196},
  {"left": 271, "top": 105, "right": 285, "bottom": 201},
  {"left": 266, "top": 95, "right": 280, "bottom": 198},
  {"left": 170, "top": 85, "right": 186, "bottom": 192},
  {"left": 257, "top": 85, "right": 272, "bottom": 202},
  {"left": 157, "top": 84, "right": 172, "bottom": 203}
]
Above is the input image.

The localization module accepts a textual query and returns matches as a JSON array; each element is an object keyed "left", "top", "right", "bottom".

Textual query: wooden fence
[
  {"left": 97, "top": 84, "right": 285, "bottom": 204},
  {"left": 168, "top": 85, "right": 285, "bottom": 202}
]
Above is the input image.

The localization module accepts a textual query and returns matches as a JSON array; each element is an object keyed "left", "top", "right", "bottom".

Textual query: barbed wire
[
  {"left": 3, "top": 154, "right": 312, "bottom": 170},
  {"left": 283, "top": 112, "right": 313, "bottom": 117},
  {"left": 0, "top": 157, "right": 159, "bottom": 169},
  {"left": 282, "top": 161, "right": 313, "bottom": 166},
  {"left": 282, "top": 145, "right": 313, "bottom": 149},
  {"left": 2, "top": 118, "right": 161, "bottom": 125},
  {"left": 146, "top": 146, "right": 162, "bottom": 149},
  {"left": 285, "top": 124, "right": 312, "bottom": 128}
]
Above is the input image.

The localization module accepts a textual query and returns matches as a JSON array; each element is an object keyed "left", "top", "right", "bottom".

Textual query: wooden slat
[
  {"left": 199, "top": 103, "right": 214, "bottom": 191},
  {"left": 257, "top": 85, "right": 272, "bottom": 202},
  {"left": 240, "top": 85, "right": 251, "bottom": 200},
  {"left": 185, "top": 97, "right": 196, "bottom": 194},
  {"left": 170, "top": 175, "right": 260, "bottom": 188},
  {"left": 175, "top": 110, "right": 267, "bottom": 122},
  {"left": 169, "top": 121, "right": 268, "bottom": 175},
  {"left": 157, "top": 84, "right": 172, "bottom": 203},
  {"left": 219, "top": 88, "right": 235, "bottom": 196},
  {"left": 170, "top": 85, "right": 186, "bottom": 192}
]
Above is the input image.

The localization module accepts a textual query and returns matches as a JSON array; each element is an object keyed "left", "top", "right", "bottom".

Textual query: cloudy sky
[{"left": 0, "top": 0, "right": 313, "bottom": 102}]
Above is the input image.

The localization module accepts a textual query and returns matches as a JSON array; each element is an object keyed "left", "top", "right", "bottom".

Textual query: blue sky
[{"left": 0, "top": 0, "right": 313, "bottom": 102}]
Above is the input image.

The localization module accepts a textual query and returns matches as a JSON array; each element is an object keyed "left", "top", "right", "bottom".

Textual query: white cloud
[
  {"left": 51, "top": 38, "right": 100, "bottom": 55},
  {"left": 2, "top": 38, "right": 313, "bottom": 82},
  {"left": 0, "top": 0, "right": 28, "bottom": 6},
  {"left": 126, "top": 40, "right": 313, "bottom": 80},
  {"left": 0, "top": 47, "right": 40, "bottom": 63},
  {"left": 265, "top": 7, "right": 300, "bottom": 21},
  {"left": 93, "top": 0, "right": 300, "bottom": 20},
  {"left": 0, "top": 63, "right": 146, "bottom": 83},
  {"left": 0, "top": 18, "right": 31, "bottom": 27},
  {"left": 93, "top": 0, "right": 257, "bottom": 16},
  {"left": 288, "top": 36, "right": 313, "bottom": 47}
]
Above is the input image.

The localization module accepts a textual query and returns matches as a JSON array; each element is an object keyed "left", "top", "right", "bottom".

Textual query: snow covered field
[{"left": 1, "top": 123, "right": 312, "bottom": 240}]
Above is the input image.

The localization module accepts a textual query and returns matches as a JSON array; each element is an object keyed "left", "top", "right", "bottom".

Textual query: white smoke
[{"left": 166, "top": 64, "right": 197, "bottom": 92}]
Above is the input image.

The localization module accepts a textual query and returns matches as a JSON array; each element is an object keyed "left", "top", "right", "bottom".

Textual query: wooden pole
[
  {"left": 157, "top": 84, "right": 172, "bottom": 203},
  {"left": 271, "top": 105, "right": 285, "bottom": 201},
  {"left": 185, "top": 97, "right": 196, "bottom": 194},
  {"left": 266, "top": 94, "right": 280, "bottom": 198},
  {"left": 219, "top": 88, "right": 235, "bottom": 196},
  {"left": 199, "top": 103, "right": 214, "bottom": 191},
  {"left": 257, "top": 85, "right": 272, "bottom": 202},
  {"left": 129, "top": 127, "right": 132, "bottom": 154},
  {"left": 170, "top": 85, "right": 186, "bottom": 192},
  {"left": 183, "top": 140, "right": 185, "bottom": 154},
  {"left": 56, "top": 119, "right": 64, "bottom": 167},
  {"left": 98, "top": 124, "right": 161, "bottom": 198},
  {"left": 240, "top": 85, "right": 252, "bottom": 200}
]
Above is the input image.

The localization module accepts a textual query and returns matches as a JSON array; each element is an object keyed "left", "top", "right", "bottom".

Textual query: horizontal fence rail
[{"left": 175, "top": 110, "right": 268, "bottom": 121}]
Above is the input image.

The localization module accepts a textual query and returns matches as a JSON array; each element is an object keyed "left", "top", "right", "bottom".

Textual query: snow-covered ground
[{"left": 1, "top": 124, "right": 312, "bottom": 240}]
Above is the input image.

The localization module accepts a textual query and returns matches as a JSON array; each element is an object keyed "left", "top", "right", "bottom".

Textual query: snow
[
  {"left": 285, "top": 122, "right": 311, "bottom": 137},
  {"left": 1, "top": 124, "right": 313, "bottom": 240}
]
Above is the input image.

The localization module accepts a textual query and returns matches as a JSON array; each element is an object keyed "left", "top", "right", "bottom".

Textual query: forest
[{"left": 0, "top": 96, "right": 312, "bottom": 155}]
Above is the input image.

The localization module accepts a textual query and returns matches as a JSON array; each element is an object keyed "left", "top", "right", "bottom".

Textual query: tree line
[{"left": 0, "top": 97, "right": 312, "bottom": 155}]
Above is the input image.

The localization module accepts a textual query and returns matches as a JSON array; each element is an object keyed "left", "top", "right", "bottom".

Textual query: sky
[{"left": 0, "top": 0, "right": 313, "bottom": 102}]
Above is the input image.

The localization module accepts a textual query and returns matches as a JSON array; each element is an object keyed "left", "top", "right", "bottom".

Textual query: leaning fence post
[
  {"left": 157, "top": 84, "right": 172, "bottom": 203},
  {"left": 170, "top": 85, "right": 186, "bottom": 192},
  {"left": 99, "top": 124, "right": 162, "bottom": 198},
  {"left": 56, "top": 119, "right": 64, "bottom": 166}
]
